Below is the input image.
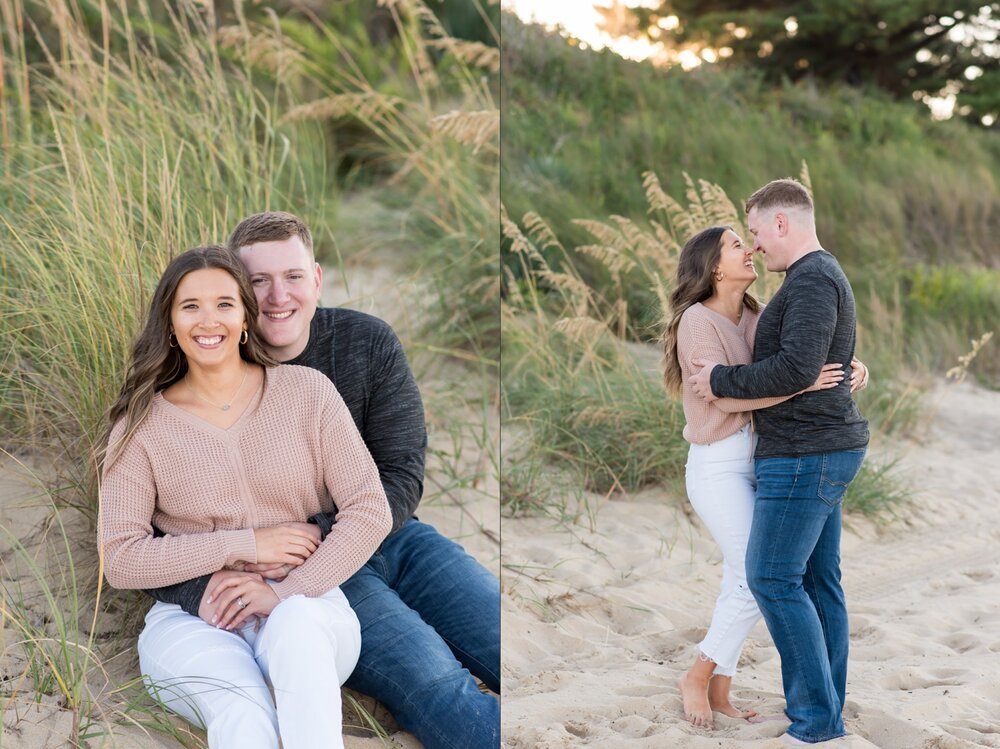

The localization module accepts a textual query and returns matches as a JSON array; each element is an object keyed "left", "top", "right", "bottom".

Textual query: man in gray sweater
[{"left": 689, "top": 179, "right": 869, "bottom": 745}]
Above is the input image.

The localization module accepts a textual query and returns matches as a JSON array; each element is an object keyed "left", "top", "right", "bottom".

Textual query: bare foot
[
  {"left": 707, "top": 676, "right": 758, "bottom": 720},
  {"left": 709, "top": 698, "right": 759, "bottom": 720},
  {"left": 678, "top": 673, "right": 713, "bottom": 728}
]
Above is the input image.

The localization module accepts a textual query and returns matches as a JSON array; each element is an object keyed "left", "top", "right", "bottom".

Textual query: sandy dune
[{"left": 501, "top": 378, "right": 1000, "bottom": 748}]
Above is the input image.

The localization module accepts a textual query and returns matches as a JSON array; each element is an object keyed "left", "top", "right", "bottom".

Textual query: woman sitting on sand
[
  {"left": 98, "top": 245, "right": 392, "bottom": 749},
  {"left": 661, "top": 226, "right": 867, "bottom": 728}
]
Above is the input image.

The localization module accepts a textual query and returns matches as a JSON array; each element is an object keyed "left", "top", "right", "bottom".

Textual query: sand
[
  {"left": 501, "top": 377, "right": 1000, "bottom": 748},
  {"left": 0, "top": 255, "right": 500, "bottom": 748}
]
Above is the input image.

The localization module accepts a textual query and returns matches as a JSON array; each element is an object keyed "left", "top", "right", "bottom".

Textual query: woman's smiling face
[
  {"left": 169, "top": 267, "right": 247, "bottom": 370},
  {"left": 714, "top": 229, "right": 757, "bottom": 285}
]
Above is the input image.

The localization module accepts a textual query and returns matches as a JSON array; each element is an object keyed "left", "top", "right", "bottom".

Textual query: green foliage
[
  {"left": 901, "top": 265, "right": 1000, "bottom": 383},
  {"left": 503, "top": 313, "right": 688, "bottom": 496},
  {"left": 617, "top": 0, "right": 1000, "bottom": 127},
  {"left": 844, "top": 458, "right": 910, "bottom": 522}
]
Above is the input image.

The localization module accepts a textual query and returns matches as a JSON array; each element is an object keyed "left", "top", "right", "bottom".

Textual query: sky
[{"left": 501, "top": 0, "right": 664, "bottom": 62}]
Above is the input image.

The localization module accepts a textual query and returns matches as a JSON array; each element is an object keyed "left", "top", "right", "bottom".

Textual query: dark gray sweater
[
  {"left": 709, "top": 250, "right": 869, "bottom": 458},
  {"left": 145, "top": 307, "right": 427, "bottom": 615}
]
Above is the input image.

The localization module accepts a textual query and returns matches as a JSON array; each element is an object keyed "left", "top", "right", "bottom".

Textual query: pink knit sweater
[
  {"left": 677, "top": 303, "right": 791, "bottom": 445},
  {"left": 99, "top": 364, "right": 392, "bottom": 600}
]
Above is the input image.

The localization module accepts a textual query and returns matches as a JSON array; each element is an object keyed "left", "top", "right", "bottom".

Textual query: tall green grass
[
  {"left": 0, "top": 0, "right": 326, "bottom": 505},
  {"left": 1, "top": 0, "right": 496, "bottom": 743},
  {"left": 264, "top": 0, "right": 501, "bottom": 363}
]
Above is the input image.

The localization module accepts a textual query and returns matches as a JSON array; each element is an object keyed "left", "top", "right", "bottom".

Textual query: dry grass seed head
[
  {"left": 553, "top": 315, "right": 610, "bottom": 343},
  {"left": 280, "top": 93, "right": 403, "bottom": 125},
  {"left": 430, "top": 109, "right": 499, "bottom": 154},
  {"left": 428, "top": 38, "right": 500, "bottom": 73},
  {"left": 523, "top": 212, "right": 565, "bottom": 253}
]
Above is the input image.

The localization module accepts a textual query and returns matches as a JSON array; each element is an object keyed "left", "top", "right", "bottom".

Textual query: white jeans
[
  {"left": 685, "top": 425, "right": 762, "bottom": 677},
  {"left": 137, "top": 586, "right": 361, "bottom": 749}
]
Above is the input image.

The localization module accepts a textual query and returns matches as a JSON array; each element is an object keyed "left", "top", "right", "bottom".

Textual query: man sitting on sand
[
  {"left": 690, "top": 179, "right": 869, "bottom": 744},
  {"left": 146, "top": 211, "right": 500, "bottom": 749}
]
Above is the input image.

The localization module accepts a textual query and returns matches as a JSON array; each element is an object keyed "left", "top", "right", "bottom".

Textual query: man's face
[
  {"left": 238, "top": 236, "right": 321, "bottom": 362},
  {"left": 747, "top": 205, "right": 786, "bottom": 272}
]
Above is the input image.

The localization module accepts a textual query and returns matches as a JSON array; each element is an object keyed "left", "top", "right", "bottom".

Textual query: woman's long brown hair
[
  {"left": 661, "top": 226, "right": 760, "bottom": 394},
  {"left": 99, "top": 245, "right": 277, "bottom": 470}
]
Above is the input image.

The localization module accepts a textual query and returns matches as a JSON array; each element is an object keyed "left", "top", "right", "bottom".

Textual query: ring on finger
[{"left": 237, "top": 596, "right": 247, "bottom": 610}]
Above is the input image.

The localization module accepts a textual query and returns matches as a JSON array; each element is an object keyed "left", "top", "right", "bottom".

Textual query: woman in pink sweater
[
  {"left": 98, "top": 246, "right": 392, "bottom": 749},
  {"left": 661, "top": 226, "right": 867, "bottom": 729}
]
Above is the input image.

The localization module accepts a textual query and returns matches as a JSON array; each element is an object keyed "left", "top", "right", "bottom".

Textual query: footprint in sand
[
  {"left": 961, "top": 568, "right": 996, "bottom": 583},
  {"left": 878, "top": 667, "right": 965, "bottom": 691},
  {"left": 609, "top": 714, "right": 657, "bottom": 739},
  {"left": 846, "top": 708, "right": 952, "bottom": 749},
  {"left": 563, "top": 721, "right": 590, "bottom": 739},
  {"left": 941, "top": 631, "right": 982, "bottom": 655},
  {"left": 848, "top": 615, "right": 883, "bottom": 645},
  {"left": 941, "top": 719, "right": 1000, "bottom": 746}
]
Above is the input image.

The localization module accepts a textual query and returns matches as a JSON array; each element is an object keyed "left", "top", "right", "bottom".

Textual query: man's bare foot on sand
[
  {"left": 678, "top": 672, "right": 713, "bottom": 727},
  {"left": 707, "top": 676, "right": 758, "bottom": 720}
]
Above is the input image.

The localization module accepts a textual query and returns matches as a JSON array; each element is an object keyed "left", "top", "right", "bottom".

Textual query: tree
[{"left": 599, "top": 0, "right": 999, "bottom": 126}]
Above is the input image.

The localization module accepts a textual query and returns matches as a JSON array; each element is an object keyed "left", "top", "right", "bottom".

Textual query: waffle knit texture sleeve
[{"left": 99, "top": 420, "right": 259, "bottom": 590}]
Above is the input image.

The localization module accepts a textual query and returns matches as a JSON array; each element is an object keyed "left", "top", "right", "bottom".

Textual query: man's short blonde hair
[
  {"left": 745, "top": 179, "right": 813, "bottom": 216},
  {"left": 228, "top": 211, "right": 314, "bottom": 258}
]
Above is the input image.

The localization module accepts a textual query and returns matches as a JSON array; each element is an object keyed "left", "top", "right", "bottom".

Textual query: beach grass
[{"left": 0, "top": 0, "right": 497, "bottom": 744}]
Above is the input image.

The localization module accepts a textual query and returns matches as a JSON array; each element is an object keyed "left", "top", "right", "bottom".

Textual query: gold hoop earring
[
  {"left": 168, "top": 333, "right": 178, "bottom": 348},
  {"left": 240, "top": 330, "right": 249, "bottom": 345},
  {"left": 713, "top": 270, "right": 724, "bottom": 282}
]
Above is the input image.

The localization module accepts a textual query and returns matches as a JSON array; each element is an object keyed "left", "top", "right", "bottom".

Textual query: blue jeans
[
  {"left": 340, "top": 519, "right": 500, "bottom": 749},
  {"left": 746, "top": 449, "right": 866, "bottom": 743}
]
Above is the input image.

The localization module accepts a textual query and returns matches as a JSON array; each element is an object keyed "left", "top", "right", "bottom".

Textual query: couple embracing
[
  {"left": 98, "top": 211, "right": 500, "bottom": 748},
  {"left": 664, "top": 179, "right": 870, "bottom": 744}
]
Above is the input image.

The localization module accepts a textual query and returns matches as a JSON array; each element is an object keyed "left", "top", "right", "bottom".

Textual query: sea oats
[
  {"left": 429, "top": 39, "right": 500, "bottom": 73},
  {"left": 523, "top": 212, "right": 565, "bottom": 253},
  {"left": 430, "top": 109, "right": 499, "bottom": 154}
]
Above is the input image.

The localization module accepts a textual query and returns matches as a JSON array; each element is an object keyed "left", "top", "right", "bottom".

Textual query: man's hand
[
  {"left": 252, "top": 523, "right": 320, "bottom": 565},
  {"left": 279, "top": 521, "right": 322, "bottom": 545},
  {"left": 198, "top": 570, "right": 264, "bottom": 625},
  {"left": 241, "top": 562, "right": 293, "bottom": 581},
  {"left": 688, "top": 359, "right": 720, "bottom": 402}
]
